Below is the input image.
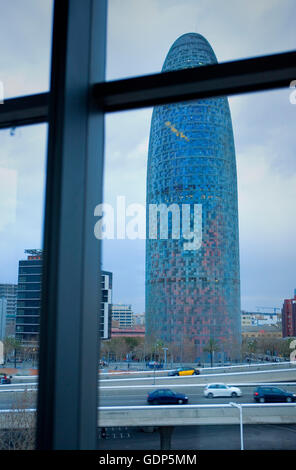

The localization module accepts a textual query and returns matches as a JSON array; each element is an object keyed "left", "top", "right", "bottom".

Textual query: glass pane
[
  {"left": 0, "top": 124, "right": 47, "bottom": 449},
  {"left": 0, "top": 0, "right": 53, "bottom": 99},
  {"left": 98, "top": 82, "right": 295, "bottom": 449},
  {"left": 107, "top": 0, "right": 295, "bottom": 80}
]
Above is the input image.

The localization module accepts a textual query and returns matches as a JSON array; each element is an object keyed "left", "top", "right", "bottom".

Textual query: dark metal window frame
[{"left": 0, "top": 0, "right": 295, "bottom": 450}]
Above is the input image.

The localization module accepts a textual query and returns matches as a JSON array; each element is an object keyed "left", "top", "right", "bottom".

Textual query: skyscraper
[
  {"left": 100, "top": 270, "right": 113, "bottom": 340},
  {"left": 145, "top": 33, "right": 241, "bottom": 362},
  {"left": 15, "top": 250, "right": 43, "bottom": 346},
  {"left": 0, "top": 297, "right": 7, "bottom": 340}
]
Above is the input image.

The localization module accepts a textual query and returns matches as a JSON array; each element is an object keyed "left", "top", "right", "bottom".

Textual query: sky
[{"left": 0, "top": 0, "right": 295, "bottom": 315}]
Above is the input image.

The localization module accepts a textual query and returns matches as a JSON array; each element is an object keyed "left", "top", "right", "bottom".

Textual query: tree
[
  {"left": 3, "top": 337, "right": 22, "bottom": 367},
  {"left": 203, "top": 338, "right": 220, "bottom": 367}
]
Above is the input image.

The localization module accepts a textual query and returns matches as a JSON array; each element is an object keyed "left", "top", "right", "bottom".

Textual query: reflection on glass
[{"left": 0, "top": 124, "right": 47, "bottom": 449}]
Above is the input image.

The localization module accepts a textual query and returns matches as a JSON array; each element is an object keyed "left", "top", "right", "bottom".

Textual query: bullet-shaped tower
[{"left": 145, "top": 33, "right": 241, "bottom": 362}]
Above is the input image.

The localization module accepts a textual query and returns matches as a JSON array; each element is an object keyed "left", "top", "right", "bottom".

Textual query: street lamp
[{"left": 230, "top": 402, "right": 244, "bottom": 450}]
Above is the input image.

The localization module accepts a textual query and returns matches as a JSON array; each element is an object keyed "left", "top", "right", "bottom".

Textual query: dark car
[
  {"left": 0, "top": 374, "right": 11, "bottom": 385},
  {"left": 147, "top": 388, "right": 188, "bottom": 405},
  {"left": 168, "top": 367, "right": 200, "bottom": 376},
  {"left": 146, "top": 361, "right": 163, "bottom": 370},
  {"left": 254, "top": 386, "right": 296, "bottom": 403}
]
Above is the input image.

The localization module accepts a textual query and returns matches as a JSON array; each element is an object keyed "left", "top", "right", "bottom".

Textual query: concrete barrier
[
  {"left": 97, "top": 403, "right": 296, "bottom": 427},
  {"left": 100, "top": 362, "right": 296, "bottom": 378},
  {"left": 99, "top": 367, "right": 296, "bottom": 387},
  {"left": 1, "top": 403, "right": 296, "bottom": 429},
  {"left": 0, "top": 368, "right": 38, "bottom": 377}
]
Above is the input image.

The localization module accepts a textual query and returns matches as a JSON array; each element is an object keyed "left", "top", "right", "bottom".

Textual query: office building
[
  {"left": 15, "top": 250, "right": 43, "bottom": 346},
  {"left": 112, "top": 304, "right": 134, "bottom": 329},
  {"left": 282, "top": 290, "right": 296, "bottom": 337},
  {"left": 146, "top": 33, "right": 241, "bottom": 361},
  {"left": 0, "top": 297, "right": 7, "bottom": 340},
  {"left": 0, "top": 284, "right": 17, "bottom": 337},
  {"left": 100, "top": 270, "right": 112, "bottom": 340}
]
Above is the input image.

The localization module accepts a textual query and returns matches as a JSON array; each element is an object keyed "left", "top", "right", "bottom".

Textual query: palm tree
[{"left": 203, "top": 338, "right": 220, "bottom": 367}]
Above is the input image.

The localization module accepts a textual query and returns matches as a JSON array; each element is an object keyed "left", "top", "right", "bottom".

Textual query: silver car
[{"left": 204, "top": 383, "right": 242, "bottom": 398}]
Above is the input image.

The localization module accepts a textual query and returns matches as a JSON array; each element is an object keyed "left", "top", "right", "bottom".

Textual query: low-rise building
[
  {"left": 111, "top": 326, "right": 145, "bottom": 338},
  {"left": 242, "top": 324, "right": 282, "bottom": 340},
  {"left": 241, "top": 310, "right": 281, "bottom": 328},
  {"left": 132, "top": 313, "right": 145, "bottom": 326}
]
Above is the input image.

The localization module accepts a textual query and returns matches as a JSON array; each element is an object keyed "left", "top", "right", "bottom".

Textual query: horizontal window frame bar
[
  {"left": 93, "top": 50, "right": 296, "bottom": 112},
  {"left": 0, "top": 50, "right": 295, "bottom": 130},
  {"left": 0, "top": 92, "right": 48, "bottom": 129}
]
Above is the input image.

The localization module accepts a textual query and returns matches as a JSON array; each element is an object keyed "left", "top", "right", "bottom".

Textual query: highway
[
  {"left": 1, "top": 366, "right": 295, "bottom": 450},
  {"left": 98, "top": 383, "right": 296, "bottom": 407},
  {"left": 0, "top": 363, "right": 295, "bottom": 410},
  {"left": 0, "top": 380, "right": 296, "bottom": 409}
]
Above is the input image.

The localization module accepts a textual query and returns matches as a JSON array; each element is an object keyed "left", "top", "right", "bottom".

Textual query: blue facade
[{"left": 145, "top": 33, "right": 241, "bottom": 361}]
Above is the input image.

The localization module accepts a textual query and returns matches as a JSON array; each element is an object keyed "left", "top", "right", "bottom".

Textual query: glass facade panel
[{"left": 146, "top": 34, "right": 241, "bottom": 362}]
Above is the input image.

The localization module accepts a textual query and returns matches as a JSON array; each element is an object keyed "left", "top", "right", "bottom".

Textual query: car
[
  {"left": 0, "top": 374, "right": 12, "bottom": 385},
  {"left": 253, "top": 386, "right": 296, "bottom": 403},
  {"left": 204, "top": 383, "right": 242, "bottom": 398},
  {"left": 146, "top": 361, "right": 163, "bottom": 369},
  {"left": 147, "top": 389, "right": 188, "bottom": 405},
  {"left": 168, "top": 367, "right": 200, "bottom": 376}
]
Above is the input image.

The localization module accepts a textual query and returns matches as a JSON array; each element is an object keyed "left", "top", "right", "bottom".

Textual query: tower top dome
[{"left": 162, "top": 32, "right": 217, "bottom": 72}]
